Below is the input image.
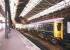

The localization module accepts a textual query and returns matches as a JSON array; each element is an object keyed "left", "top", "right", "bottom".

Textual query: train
[
  {"left": 19, "top": 17, "right": 70, "bottom": 45},
  {"left": 16, "top": 16, "right": 70, "bottom": 46}
]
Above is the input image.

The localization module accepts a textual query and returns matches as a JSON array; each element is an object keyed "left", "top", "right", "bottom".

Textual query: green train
[{"left": 26, "top": 17, "right": 70, "bottom": 45}]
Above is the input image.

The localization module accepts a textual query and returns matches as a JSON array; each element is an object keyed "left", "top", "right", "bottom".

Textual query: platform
[{"left": 0, "top": 29, "right": 41, "bottom": 50}]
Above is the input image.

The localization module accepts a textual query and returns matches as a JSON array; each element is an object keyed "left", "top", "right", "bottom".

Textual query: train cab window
[
  {"left": 67, "top": 22, "right": 70, "bottom": 33},
  {"left": 57, "top": 23, "right": 61, "bottom": 31}
]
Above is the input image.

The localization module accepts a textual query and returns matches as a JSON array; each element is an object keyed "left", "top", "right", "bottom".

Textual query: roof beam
[
  {"left": 28, "top": 0, "right": 70, "bottom": 20},
  {"left": 0, "top": 5, "right": 5, "bottom": 16},
  {"left": 15, "top": 0, "right": 29, "bottom": 17},
  {"left": 20, "top": 0, "right": 42, "bottom": 17},
  {"left": 10, "top": 0, "right": 19, "bottom": 24},
  {"left": 0, "top": 0, "right": 5, "bottom": 11}
]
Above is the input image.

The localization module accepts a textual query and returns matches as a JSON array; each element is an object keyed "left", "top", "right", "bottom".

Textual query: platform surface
[{"left": 0, "top": 29, "right": 41, "bottom": 50}]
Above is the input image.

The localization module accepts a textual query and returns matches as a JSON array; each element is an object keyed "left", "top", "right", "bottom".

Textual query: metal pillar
[{"left": 4, "top": 0, "right": 12, "bottom": 38}]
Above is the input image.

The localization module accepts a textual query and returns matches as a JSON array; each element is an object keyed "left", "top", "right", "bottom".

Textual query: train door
[
  {"left": 54, "top": 22, "right": 62, "bottom": 39},
  {"left": 63, "top": 17, "right": 70, "bottom": 43}
]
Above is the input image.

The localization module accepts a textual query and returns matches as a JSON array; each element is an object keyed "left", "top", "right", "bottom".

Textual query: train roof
[
  {"left": 24, "top": 18, "right": 64, "bottom": 28},
  {"left": 39, "top": 18, "right": 64, "bottom": 23},
  {"left": 30, "top": 18, "right": 64, "bottom": 25}
]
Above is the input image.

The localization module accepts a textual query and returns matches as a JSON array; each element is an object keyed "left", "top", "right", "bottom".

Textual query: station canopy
[{"left": 0, "top": 0, "right": 70, "bottom": 24}]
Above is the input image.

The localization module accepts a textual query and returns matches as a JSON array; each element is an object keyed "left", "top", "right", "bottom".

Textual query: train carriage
[{"left": 27, "top": 17, "right": 70, "bottom": 45}]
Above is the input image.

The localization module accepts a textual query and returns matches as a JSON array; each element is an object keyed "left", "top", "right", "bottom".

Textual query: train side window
[
  {"left": 57, "top": 23, "right": 61, "bottom": 31},
  {"left": 47, "top": 24, "right": 53, "bottom": 31}
]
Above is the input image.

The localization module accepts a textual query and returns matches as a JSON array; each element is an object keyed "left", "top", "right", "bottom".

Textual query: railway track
[{"left": 21, "top": 32, "right": 63, "bottom": 50}]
